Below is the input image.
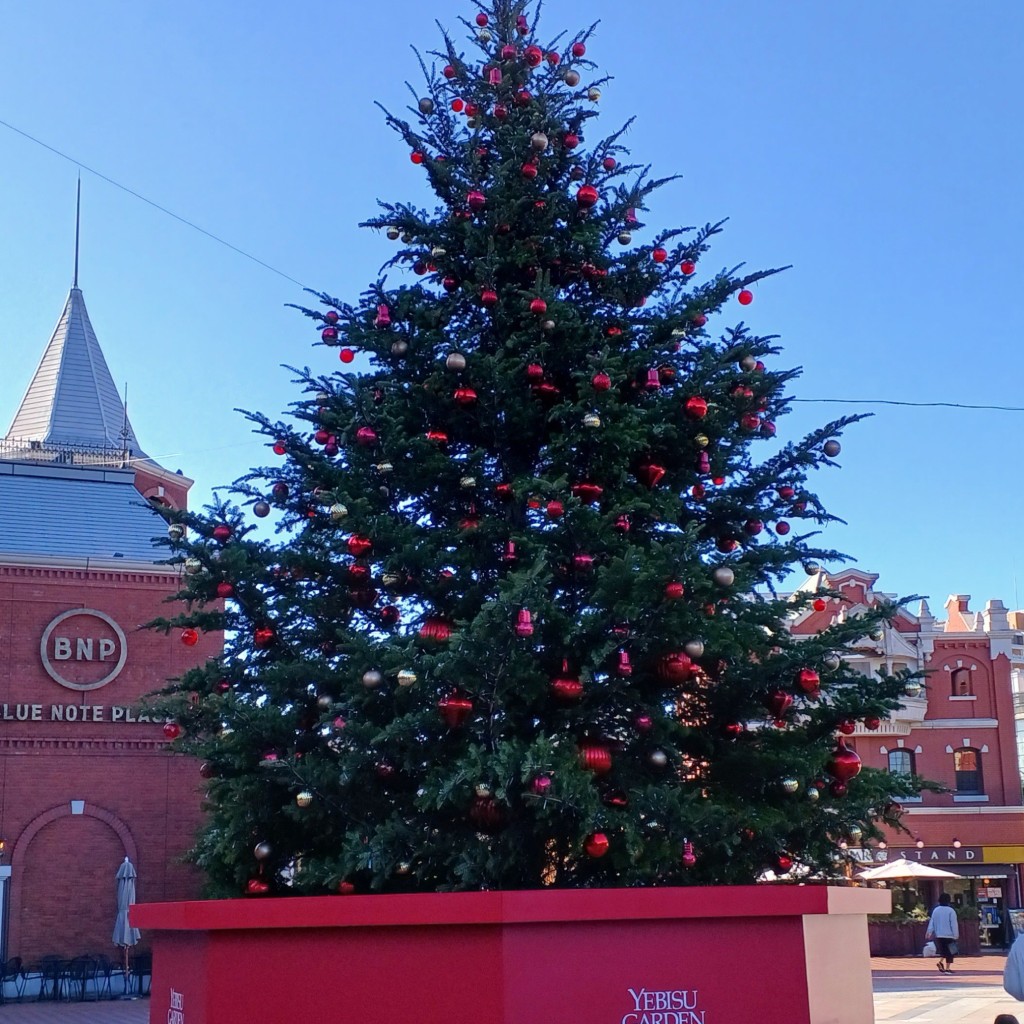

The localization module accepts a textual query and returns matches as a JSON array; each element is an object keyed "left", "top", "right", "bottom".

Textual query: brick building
[
  {"left": 789, "top": 568, "right": 1024, "bottom": 943},
  {"left": 0, "top": 270, "right": 214, "bottom": 961}
]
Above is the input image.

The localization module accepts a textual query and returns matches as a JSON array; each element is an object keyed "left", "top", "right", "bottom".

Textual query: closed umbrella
[
  {"left": 858, "top": 857, "right": 960, "bottom": 881},
  {"left": 113, "top": 857, "right": 141, "bottom": 989}
]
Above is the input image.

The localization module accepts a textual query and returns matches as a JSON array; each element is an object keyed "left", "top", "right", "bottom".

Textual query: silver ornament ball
[
  {"left": 713, "top": 567, "right": 735, "bottom": 587},
  {"left": 362, "top": 670, "right": 383, "bottom": 689},
  {"left": 254, "top": 841, "right": 272, "bottom": 860},
  {"left": 781, "top": 777, "right": 800, "bottom": 794},
  {"left": 684, "top": 639, "right": 705, "bottom": 659},
  {"left": 446, "top": 352, "right": 467, "bottom": 372},
  {"left": 823, "top": 439, "right": 842, "bottom": 458}
]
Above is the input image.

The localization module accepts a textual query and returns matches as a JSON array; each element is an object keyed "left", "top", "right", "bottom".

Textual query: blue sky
[{"left": 1, "top": 1, "right": 1022, "bottom": 615}]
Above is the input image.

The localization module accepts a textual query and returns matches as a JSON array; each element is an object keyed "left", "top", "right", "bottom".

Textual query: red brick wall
[{"left": 0, "top": 562, "right": 217, "bottom": 961}]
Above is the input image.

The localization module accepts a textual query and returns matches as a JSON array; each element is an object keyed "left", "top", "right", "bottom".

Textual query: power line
[
  {"left": 0, "top": 117, "right": 308, "bottom": 289},
  {"left": 793, "top": 398, "right": 1024, "bottom": 413}
]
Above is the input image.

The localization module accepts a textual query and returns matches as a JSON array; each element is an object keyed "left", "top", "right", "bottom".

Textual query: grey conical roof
[{"left": 4, "top": 287, "right": 149, "bottom": 460}]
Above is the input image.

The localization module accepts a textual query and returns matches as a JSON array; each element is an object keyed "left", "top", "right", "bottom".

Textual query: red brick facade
[
  {"left": 0, "top": 558, "right": 216, "bottom": 961},
  {"left": 789, "top": 569, "right": 1024, "bottom": 926}
]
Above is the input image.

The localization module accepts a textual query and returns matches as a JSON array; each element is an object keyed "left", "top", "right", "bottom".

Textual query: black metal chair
[
  {"left": 33, "top": 956, "right": 65, "bottom": 1001},
  {"left": 62, "top": 956, "right": 99, "bottom": 1001},
  {"left": 92, "top": 953, "right": 118, "bottom": 999},
  {"left": 0, "top": 957, "right": 26, "bottom": 1004},
  {"left": 129, "top": 952, "right": 151, "bottom": 996}
]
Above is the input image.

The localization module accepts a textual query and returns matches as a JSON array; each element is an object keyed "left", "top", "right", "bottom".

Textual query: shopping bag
[{"left": 922, "top": 940, "right": 937, "bottom": 957}]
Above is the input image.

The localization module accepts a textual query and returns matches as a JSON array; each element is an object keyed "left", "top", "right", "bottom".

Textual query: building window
[
  {"left": 951, "top": 668, "right": 973, "bottom": 696},
  {"left": 954, "top": 747, "right": 983, "bottom": 795},
  {"left": 888, "top": 749, "right": 915, "bottom": 776}
]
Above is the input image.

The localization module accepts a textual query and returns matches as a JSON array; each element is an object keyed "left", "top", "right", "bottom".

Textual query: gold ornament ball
[
  {"left": 329, "top": 503, "right": 348, "bottom": 523},
  {"left": 563, "top": 70, "right": 580, "bottom": 86},
  {"left": 184, "top": 557, "right": 203, "bottom": 575},
  {"left": 671, "top": 328, "right": 687, "bottom": 339},
  {"left": 168, "top": 523, "right": 185, "bottom": 542},
  {"left": 848, "top": 824, "right": 863, "bottom": 841},
  {"left": 396, "top": 861, "right": 412, "bottom": 875},
  {"left": 401, "top": 232, "right": 414, "bottom": 243},
  {"left": 804, "top": 561, "right": 820, "bottom": 575},
  {"left": 713, "top": 566, "right": 735, "bottom": 587},
  {"left": 431, "top": 246, "right": 447, "bottom": 258},
  {"left": 460, "top": 476, "right": 476, "bottom": 490},
  {"left": 618, "top": 231, "right": 632, "bottom": 245},
  {"left": 397, "top": 669, "right": 418, "bottom": 687},
  {"left": 386, "top": 226, "right": 400, "bottom": 241},
  {"left": 781, "top": 777, "right": 800, "bottom": 794},
  {"left": 296, "top": 790, "right": 313, "bottom": 808},
  {"left": 904, "top": 680, "right": 922, "bottom": 698},
  {"left": 254, "top": 841, "right": 272, "bottom": 860},
  {"left": 391, "top": 340, "right": 409, "bottom": 357},
  {"left": 806, "top": 786, "right": 820, "bottom": 803},
  {"left": 362, "top": 670, "right": 383, "bottom": 689},
  {"left": 478, "top": 28, "right": 492, "bottom": 42},
  {"left": 418, "top": 97, "right": 435, "bottom": 115},
  {"left": 531, "top": 132, "right": 549, "bottom": 151},
  {"left": 446, "top": 352, "right": 467, "bottom": 371},
  {"left": 317, "top": 694, "right": 333, "bottom": 710},
  {"left": 695, "top": 434, "right": 710, "bottom": 448},
  {"left": 376, "top": 462, "right": 394, "bottom": 475},
  {"left": 587, "top": 87, "right": 601, "bottom": 102},
  {"left": 475, "top": 783, "right": 492, "bottom": 798},
  {"left": 583, "top": 412, "right": 602, "bottom": 429},
  {"left": 382, "top": 571, "right": 402, "bottom": 588}
]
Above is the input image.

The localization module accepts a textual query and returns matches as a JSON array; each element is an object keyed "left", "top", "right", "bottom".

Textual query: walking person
[{"left": 926, "top": 892, "right": 959, "bottom": 973}]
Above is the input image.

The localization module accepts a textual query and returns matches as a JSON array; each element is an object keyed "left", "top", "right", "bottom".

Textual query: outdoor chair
[
  {"left": 62, "top": 956, "right": 99, "bottom": 1001},
  {"left": 129, "top": 952, "right": 151, "bottom": 996},
  {"left": 92, "top": 953, "right": 120, "bottom": 999},
  {"left": 0, "top": 957, "right": 26, "bottom": 1004},
  {"left": 33, "top": 956, "right": 65, "bottom": 1001}
]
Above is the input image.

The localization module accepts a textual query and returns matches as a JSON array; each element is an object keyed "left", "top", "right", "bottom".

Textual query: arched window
[
  {"left": 954, "top": 747, "right": 983, "bottom": 794},
  {"left": 888, "top": 749, "right": 915, "bottom": 776},
  {"left": 951, "top": 668, "right": 973, "bottom": 696}
]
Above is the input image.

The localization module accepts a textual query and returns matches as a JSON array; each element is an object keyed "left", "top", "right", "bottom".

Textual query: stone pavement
[{"left": 0, "top": 956, "right": 1022, "bottom": 1022}]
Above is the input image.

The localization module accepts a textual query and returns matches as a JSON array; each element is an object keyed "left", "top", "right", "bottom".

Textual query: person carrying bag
[
  {"left": 925, "top": 893, "right": 960, "bottom": 974},
  {"left": 1005, "top": 931, "right": 1024, "bottom": 1000}
]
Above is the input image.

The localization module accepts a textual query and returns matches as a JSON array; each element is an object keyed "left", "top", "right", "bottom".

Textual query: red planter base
[{"left": 132, "top": 885, "right": 889, "bottom": 1024}]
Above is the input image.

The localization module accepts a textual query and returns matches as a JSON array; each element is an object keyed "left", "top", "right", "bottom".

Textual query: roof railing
[{"left": 0, "top": 437, "right": 136, "bottom": 469}]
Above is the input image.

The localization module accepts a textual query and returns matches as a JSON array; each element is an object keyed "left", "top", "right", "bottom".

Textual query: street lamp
[
  {"left": 916, "top": 838, "right": 925, "bottom": 849},
  {"left": 952, "top": 838, "right": 962, "bottom": 849}
]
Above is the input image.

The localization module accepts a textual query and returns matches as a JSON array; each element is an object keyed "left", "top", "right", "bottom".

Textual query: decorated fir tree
[{"left": 153, "top": 0, "right": 922, "bottom": 896}]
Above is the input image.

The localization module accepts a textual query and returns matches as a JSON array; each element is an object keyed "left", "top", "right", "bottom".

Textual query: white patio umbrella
[
  {"left": 857, "top": 857, "right": 960, "bottom": 881},
  {"left": 113, "top": 857, "right": 141, "bottom": 985}
]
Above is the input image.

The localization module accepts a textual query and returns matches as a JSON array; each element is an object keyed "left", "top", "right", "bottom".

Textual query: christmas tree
[{"left": 153, "top": 0, "right": 921, "bottom": 896}]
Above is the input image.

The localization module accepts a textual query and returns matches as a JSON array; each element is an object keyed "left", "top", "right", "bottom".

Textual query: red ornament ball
[
  {"left": 652, "top": 247, "right": 668, "bottom": 263},
  {"left": 253, "top": 626, "right": 275, "bottom": 648},
  {"left": 812, "top": 598, "right": 827, "bottom": 612},
  {"left": 467, "top": 189, "right": 486, "bottom": 210},
  {"left": 481, "top": 288, "right": 498, "bottom": 307},
  {"left": 410, "top": 151, "right": 424, "bottom": 164},
  {"left": 864, "top": 715, "right": 881, "bottom": 730},
  {"left": 531, "top": 774, "right": 553, "bottom": 796},
  {"left": 664, "top": 581, "right": 685, "bottom": 600},
  {"left": 774, "top": 853, "right": 794, "bottom": 874},
  {"left": 524, "top": 45, "right": 543, "bottom": 67},
  {"left": 163, "top": 722, "right": 181, "bottom": 740},
  {"left": 339, "top": 348, "right": 355, "bottom": 364},
  {"left": 494, "top": 103, "right": 508, "bottom": 120},
  {"left": 578, "top": 741, "right": 612, "bottom": 774},
  {"left": 680, "top": 260, "right": 696, "bottom": 275},
  {"left": 321, "top": 326, "right": 338, "bottom": 344},
  {"left": 571, "top": 41, "right": 587, "bottom": 57},
  {"left": 592, "top": 371, "right": 611, "bottom": 391},
  {"left": 180, "top": 628, "right": 199, "bottom": 647},
  {"left": 684, "top": 396, "right": 708, "bottom": 419},
  {"left": 355, "top": 426, "right": 378, "bottom": 447},
  {"left": 521, "top": 162, "right": 538, "bottom": 180},
  {"left": 838, "top": 719, "right": 856, "bottom": 735},
  {"left": 216, "top": 581, "right": 235, "bottom": 599},
  {"left": 796, "top": 668, "right": 821, "bottom": 696},
  {"left": 500, "top": 44, "right": 518, "bottom": 60},
  {"left": 529, "top": 297, "right": 548, "bottom": 315},
  {"left": 827, "top": 737, "right": 862, "bottom": 782},
  {"left": 272, "top": 440, "right": 286, "bottom": 456},
  {"left": 547, "top": 51, "right": 560, "bottom": 65},
  {"left": 584, "top": 833, "right": 610, "bottom": 858},
  {"left": 738, "top": 289, "right": 754, "bottom": 305},
  {"left": 563, "top": 132, "right": 580, "bottom": 149},
  {"left": 545, "top": 500, "right": 564, "bottom": 519},
  {"left": 576, "top": 184, "right": 599, "bottom": 209},
  {"left": 744, "top": 519, "right": 763, "bottom": 536},
  {"left": 451, "top": 98, "right": 465, "bottom": 113},
  {"left": 347, "top": 534, "right": 373, "bottom": 557},
  {"left": 475, "top": 12, "right": 488, "bottom": 25},
  {"left": 692, "top": 313, "right": 708, "bottom": 328},
  {"left": 324, "top": 310, "right": 339, "bottom": 324},
  {"left": 776, "top": 521, "right": 791, "bottom": 536},
  {"left": 443, "top": 65, "right": 456, "bottom": 79},
  {"left": 603, "top": 156, "right": 616, "bottom": 171}
]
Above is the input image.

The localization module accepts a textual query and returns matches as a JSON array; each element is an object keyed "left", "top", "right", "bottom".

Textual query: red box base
[{"left": 132, "top": 885, "right": 889, "bottom": 1024}]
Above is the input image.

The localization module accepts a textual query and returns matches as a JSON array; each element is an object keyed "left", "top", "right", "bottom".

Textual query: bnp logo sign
[{"left": 40, "top": 609, "right": 128, "bottom": 691}]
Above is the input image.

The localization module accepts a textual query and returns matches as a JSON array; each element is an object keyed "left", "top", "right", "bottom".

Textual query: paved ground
[{"left": 1, "top": 956, "right": 1023, "bottom": 1022}]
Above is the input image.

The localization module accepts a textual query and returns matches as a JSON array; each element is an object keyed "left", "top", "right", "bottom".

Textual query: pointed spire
[
  {"left": 73, "top": 173, "right": 81, "bottom": 289},
  {"left": 4, "top": 291, "right": 151, "bottom": 461}
]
